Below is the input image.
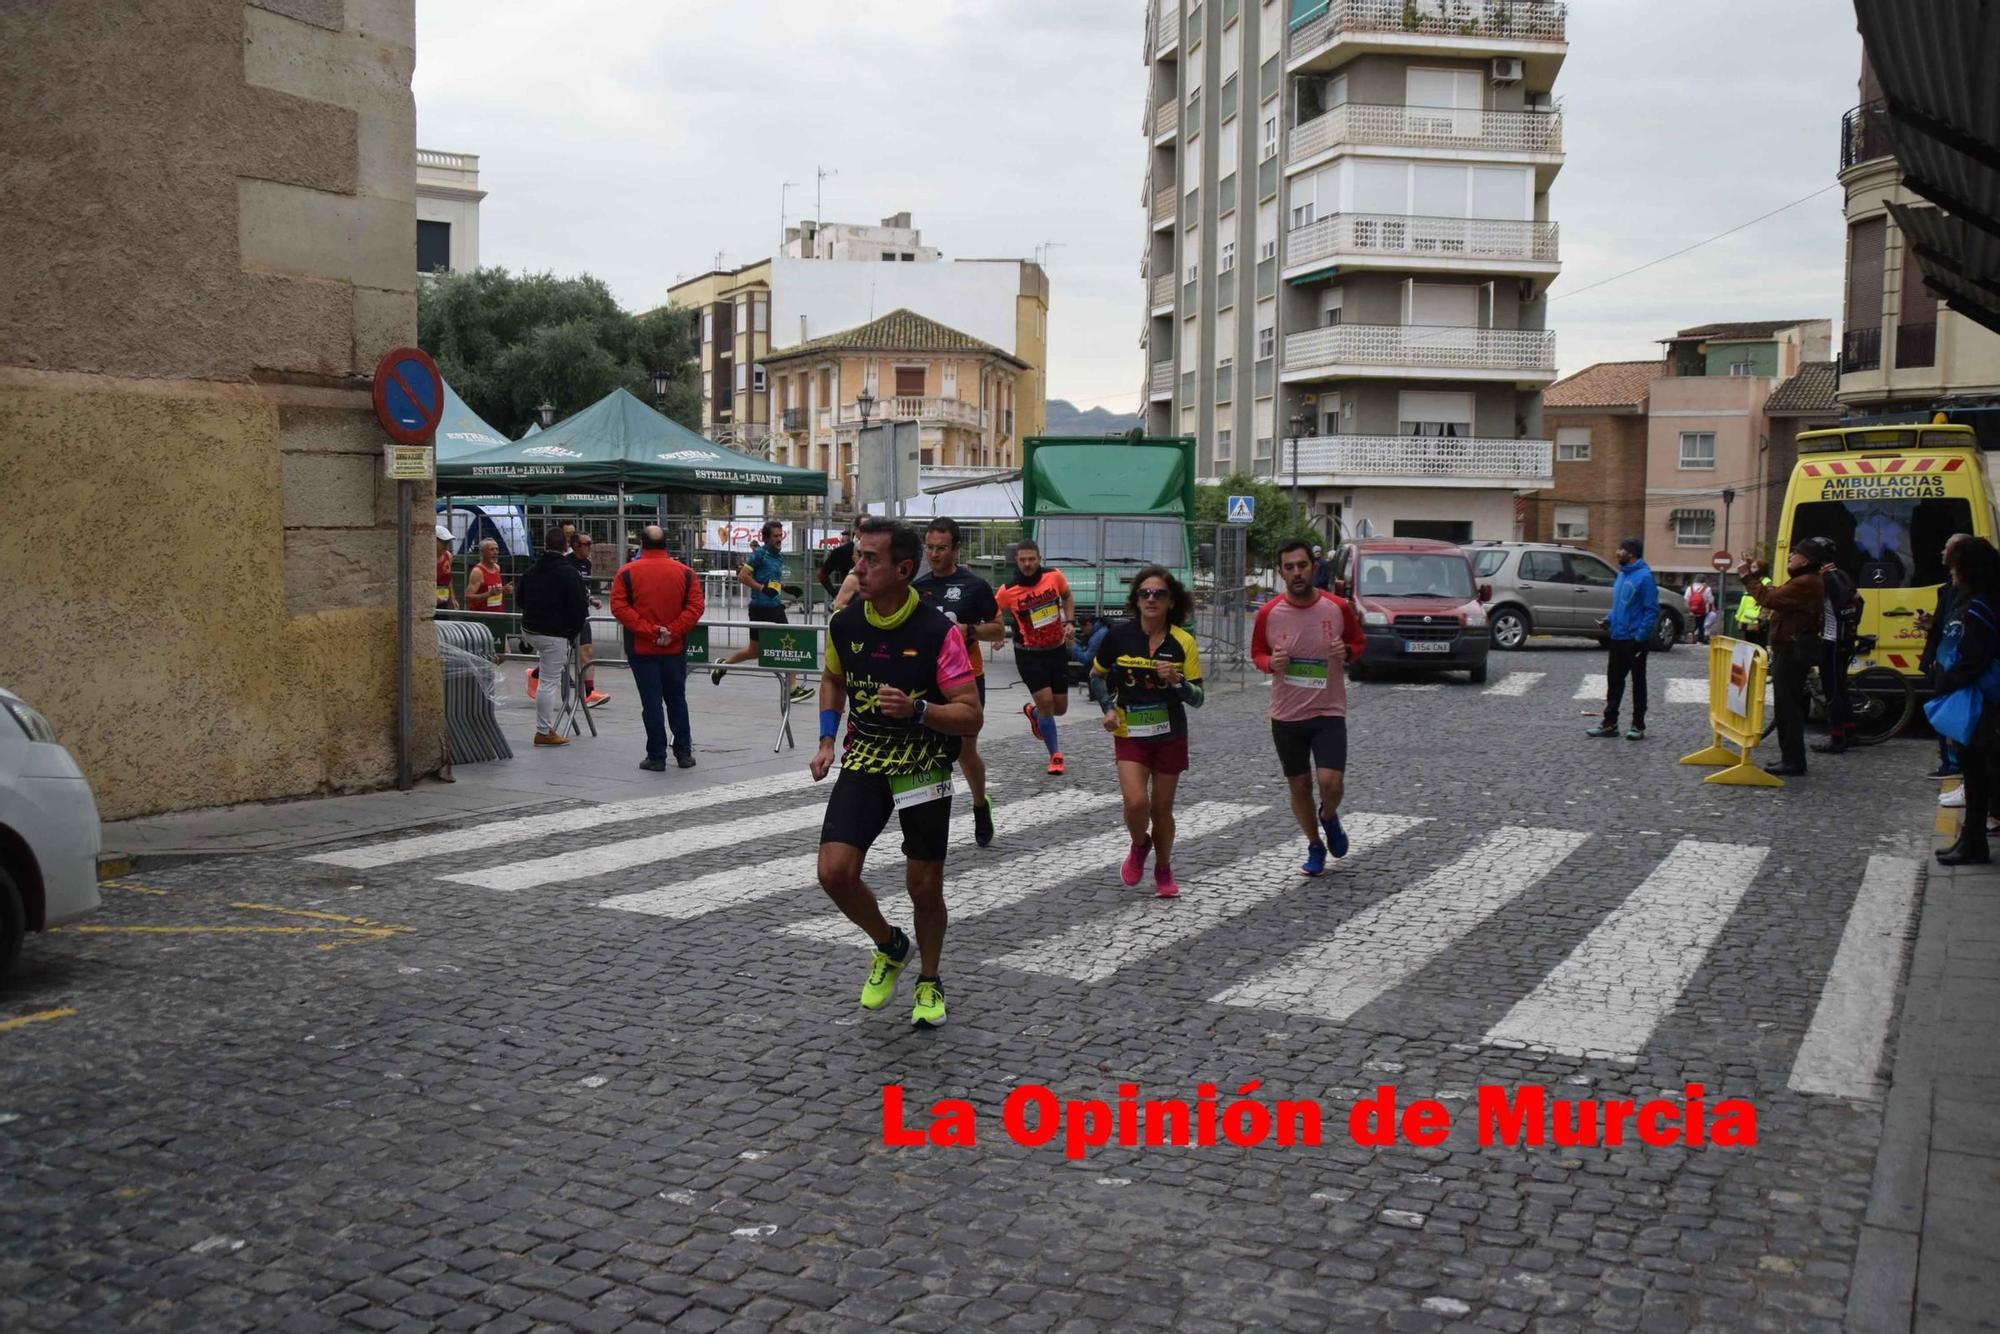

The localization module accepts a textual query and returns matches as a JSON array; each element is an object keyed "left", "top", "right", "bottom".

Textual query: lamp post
[
  {"left": 649, "top": 367, "right": 671, "bottom": 411},
  {"left": 1288, "top": 411, "right": 1308, "bottom": 527},
  {"left": 535, "top": 401, "right": 557, "bottom": 430},
  {"left": 857, "top": 386, "right": 882, "bottom": 516},
  {"left": 857, "top": 385, "right": 876, "bottom": 430}
]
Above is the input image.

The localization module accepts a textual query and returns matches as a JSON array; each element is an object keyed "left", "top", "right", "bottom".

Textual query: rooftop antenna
[
  {"left": 1035, "top": 241, "right": 1065, "bottom": 267},
  {"left": 779, "top": 180, "right": 799, "bottom": 248},
  {"left": 815, "top": 165, "right": 838, "bottom": 253}
]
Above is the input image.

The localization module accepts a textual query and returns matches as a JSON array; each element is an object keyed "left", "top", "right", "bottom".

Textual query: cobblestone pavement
[{"left": 2, "top": 642, "right": 1941, "bottom": 1332}]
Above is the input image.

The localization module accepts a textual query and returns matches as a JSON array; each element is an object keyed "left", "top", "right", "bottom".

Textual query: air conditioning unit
[{"left": 1491, "top": 57, "right": 1524, "bottom": 83}]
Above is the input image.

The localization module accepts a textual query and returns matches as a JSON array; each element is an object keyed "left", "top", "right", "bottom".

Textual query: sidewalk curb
[{"left": 99, "top": 795, "right": 569, "bottom": 871}]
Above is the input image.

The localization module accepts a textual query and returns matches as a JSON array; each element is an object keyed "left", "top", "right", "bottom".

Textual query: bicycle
[{"left": 1762, "top": 634, "right": 1916, "bottom": 746}]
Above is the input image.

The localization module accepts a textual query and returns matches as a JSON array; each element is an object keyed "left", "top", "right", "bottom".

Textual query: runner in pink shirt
[{"left": 1252, "top": 539, "right": 1367, "bottom": 877}]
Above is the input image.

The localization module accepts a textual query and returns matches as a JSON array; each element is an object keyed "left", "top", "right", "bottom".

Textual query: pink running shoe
[
  {"left": 1153, "top": 864, "right": 1180, "bottom": 899},
  {"left": 1120, "top": 837, "right": 1152, "bottom": 887}
]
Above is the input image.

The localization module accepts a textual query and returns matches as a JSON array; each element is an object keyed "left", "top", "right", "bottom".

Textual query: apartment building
[
  {"left": 1525, "top": 360, "right": 1656, "bottom": 563},
  {"left": 1140, "top": 0, "right": 1566, "bottom": 542},
  {"left": 416, "top": 149, "right": 483, "bottom": 274},
  {"left": 763, "top": 309, "right": 1028, "bottom": 505},
  {"left": 666, "top": 260, "right": 774, "bottom": 451},
  {"left": 785, "top": 212, "right": 941, "bottom": 262},
  {"left": 1643, "top": 320, "right": 1831, "bottom": 579},
  {"left": 1836, "top": 56, "right": 2000, "bottom": 420}
]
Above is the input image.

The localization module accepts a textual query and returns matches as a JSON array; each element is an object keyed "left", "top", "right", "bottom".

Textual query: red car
[{"left": 1329, "top": 538, "right": 1492, "bottom": 684}]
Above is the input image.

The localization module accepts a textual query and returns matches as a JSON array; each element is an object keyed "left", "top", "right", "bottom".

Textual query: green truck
[{"left": 1017, "top": 435, "right": 1198, "bottom": 621}]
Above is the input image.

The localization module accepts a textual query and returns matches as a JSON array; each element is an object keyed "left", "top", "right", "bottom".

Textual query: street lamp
[
  {"left": 1288, "top": 412, "right": 1308, "bottom": 524},
  {"left": 857, "top": 385, "right": 876, "bottom": 430},
  {"left": 535, "top": 401, "right": 557, "bottom": 430},
  {"left": 649, "top": 366, "right": 671, "bottom": 409}
]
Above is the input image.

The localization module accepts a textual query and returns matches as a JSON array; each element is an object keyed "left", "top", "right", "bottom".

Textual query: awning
[
  {"left": 1669, "top": 507, "right": 1713, "bottom": 521},
  {"left": 1855, "top": 1, "right": 2000, "bottom": 333}
]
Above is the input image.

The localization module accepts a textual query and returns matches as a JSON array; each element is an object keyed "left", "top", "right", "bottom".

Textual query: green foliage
[
  {"left": 417, "top": 268, "right": 701, "bottom": 438},
  {"left": 1193, "top": 473, "right": 1322, "bottom": 567}
]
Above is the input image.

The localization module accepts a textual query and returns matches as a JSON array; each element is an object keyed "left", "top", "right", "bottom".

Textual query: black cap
[{"left": 1618, "top": 537, "right": 1644, "bottom": 558}]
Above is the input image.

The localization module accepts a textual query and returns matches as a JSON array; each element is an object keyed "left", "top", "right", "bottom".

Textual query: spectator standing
[
  {"left": 818, "top": 529, "right": 856, "bottom": 601},
  {"left": 1069, "top": 610, "right": 1109, "bottom": 682},
  {"left": 612, "top": 525, "right": 706, "bottom": 771},
  {"left": 515, "top": 525, "right": 591, "bottom": 747},
  {"left": 1933, "top": 536, "right": 2000, "bottom": 865},
  {"left": 1685, "top": 578, "right": 1710, "bottom": 644},
  {"left": 1921, "top": 532, "right": 1973, "bottom": 782},
  {"left": 1740, "top": 542, "right": 1827, "bottom": 777},
  {"left": 1810, "top": 539, "right": 1862, "bottom": 754},
  {"left": 1585, "top": 537, "right": 1659, "bottom": 741}
]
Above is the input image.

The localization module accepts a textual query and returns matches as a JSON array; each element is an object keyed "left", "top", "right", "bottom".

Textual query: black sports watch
[{"left": 912, "top": 697, "right": 929, "bottom": 728}]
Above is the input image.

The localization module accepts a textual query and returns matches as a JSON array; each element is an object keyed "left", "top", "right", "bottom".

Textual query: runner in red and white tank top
[
  {"left": 1252, "top": 540, "right": 1367, "bottom": 877},
  {"left": 467, "top": 539, "right": 509, "bottom": 613}
]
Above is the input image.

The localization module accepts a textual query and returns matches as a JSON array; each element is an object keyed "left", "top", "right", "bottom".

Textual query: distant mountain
[{"left": 1043, "top": 398, "right": 1143, "bottom": 436}]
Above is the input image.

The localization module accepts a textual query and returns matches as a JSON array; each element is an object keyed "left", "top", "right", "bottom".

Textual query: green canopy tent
[
  {"left": 433, "top": 381, "right": 516, "bottom": 461},
  {"left": 436, "top": 386, "right": 827, "bottom": 554}
]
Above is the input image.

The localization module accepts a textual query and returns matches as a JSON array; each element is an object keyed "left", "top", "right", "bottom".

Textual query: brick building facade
[{"left": 1521, "top": 361, "right": 1657, "bottom": 564}]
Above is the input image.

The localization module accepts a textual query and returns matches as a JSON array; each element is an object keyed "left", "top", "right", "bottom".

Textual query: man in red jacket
[{"left": 611, "top": 525, "right": 706, "bottom": 771}]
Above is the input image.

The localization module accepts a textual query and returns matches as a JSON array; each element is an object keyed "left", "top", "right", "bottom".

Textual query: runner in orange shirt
[{"left": 995, "top": 538, "right": 1075, "bottom": 776}]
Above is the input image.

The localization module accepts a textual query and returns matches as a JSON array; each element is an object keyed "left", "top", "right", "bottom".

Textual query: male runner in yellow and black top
[
  {"left": 915, "top": 517, "right": 1004, "bottom": 847},
  {"left": 811, "top": 517, "right": 984, "bottom": 1028}
]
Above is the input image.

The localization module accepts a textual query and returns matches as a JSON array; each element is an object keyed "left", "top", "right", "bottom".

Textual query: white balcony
[
  {"left": 836, "top": 396, "right": 984, "bottom": 430},
  {"left": 1150, "top": 272, "right": 1176, "bottom": 310},
  {"left": 1153, "top": 100, "right": 1180, "bottom": 141},
  {"left": 1150, "top": 360, "right": 1175, "bottom": 400},
  {"left": 1289, "top": 1, "right": 1568, "bottom": 75},
  {"left": 1281, "top": 434, "right": 1552, "bottom": 489},
  {"left": 1288, "top": 102, "right": 1563, "bottom": 169},
  {"left": 1284, "top": 213, "right": 1560, "bottom": 277},
  {"left": 1282, "top": 323, "right": 1556, "bottom": 382}
]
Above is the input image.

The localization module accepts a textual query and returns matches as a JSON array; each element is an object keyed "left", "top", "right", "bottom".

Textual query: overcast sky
[{"left": 414, "top": 0, "right": 1863, "bottom": 411}]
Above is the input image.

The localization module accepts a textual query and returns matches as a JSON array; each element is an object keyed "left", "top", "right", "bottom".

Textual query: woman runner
[{"left": 1089, "top": 566, "right": 1204, "bottom": 897}]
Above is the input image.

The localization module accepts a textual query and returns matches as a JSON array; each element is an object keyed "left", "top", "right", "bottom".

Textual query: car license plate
[{"left": 1403, "top": 640, "right": 1452, "bottom": 654}]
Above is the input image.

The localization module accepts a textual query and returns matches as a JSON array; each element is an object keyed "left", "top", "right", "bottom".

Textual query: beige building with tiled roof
[
  {"left": 762, "top": 309, "right": 1030, "bottom": 498},
  {"left": 1762, "top": 361, "right": 1841, "bottom": 540},
  {"left": 1523, "top": 361, "right": 1659, "bottom": 562}
]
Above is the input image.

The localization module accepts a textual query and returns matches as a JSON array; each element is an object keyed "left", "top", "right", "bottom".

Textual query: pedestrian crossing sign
[{"left": 1227, "top": 495, "right": 1255, "bottom": 524}]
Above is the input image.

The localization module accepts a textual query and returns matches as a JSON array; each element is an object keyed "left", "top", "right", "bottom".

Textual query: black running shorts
[
  {"left": 1015, "top": 646, "right": 1070, "bottom": 697},
  {"left": 820, "top": 767, "right": 953, "bottom": 863},
  {"left": 748, "top": 601, "right": 786, "bottom": 646},
  {"left": 1271, "top": 715, "right": 1347, "bottom": 778}
]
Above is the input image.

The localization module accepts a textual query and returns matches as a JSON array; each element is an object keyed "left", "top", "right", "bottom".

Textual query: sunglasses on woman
[{"left": 1137, "top": 587, "right": 1171, "bottom": 601}]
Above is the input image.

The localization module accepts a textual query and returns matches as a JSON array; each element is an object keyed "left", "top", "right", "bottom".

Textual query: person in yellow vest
[{"left": 1735, "top": 579, "right": 1768, "bottom": 645}]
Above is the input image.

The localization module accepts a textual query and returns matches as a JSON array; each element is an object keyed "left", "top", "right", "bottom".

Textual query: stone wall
[{"left": 0, "top": 0, "right": 442, "bottom": 819}]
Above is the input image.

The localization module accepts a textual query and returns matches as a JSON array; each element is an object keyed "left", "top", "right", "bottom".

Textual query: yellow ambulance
[{"left": 1774, "top": 422, "right": 1995, "bottom": 678}]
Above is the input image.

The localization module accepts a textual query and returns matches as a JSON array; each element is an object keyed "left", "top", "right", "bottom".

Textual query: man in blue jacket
[{"left": 1587, "top": 536, "right": 1660, "bottom": 741}]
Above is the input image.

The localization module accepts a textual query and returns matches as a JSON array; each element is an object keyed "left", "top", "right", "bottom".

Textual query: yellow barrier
[{"left": 1680, "top": 635, "right": 1783, "bottom": 787}]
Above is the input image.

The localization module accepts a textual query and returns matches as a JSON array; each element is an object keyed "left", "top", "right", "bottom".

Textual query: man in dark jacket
[
  {"left": 1810, "top": 538, "right": 1862, "bottom": 755},
  {"left": 1919, "top": 532, "right": 1973, "bottom": 779},
  {"left": 1742, "top": 541, "right": 1827, "bottom": 777},
  {"left": 515, "top": 526, "right": 591, "bottom": 746}
]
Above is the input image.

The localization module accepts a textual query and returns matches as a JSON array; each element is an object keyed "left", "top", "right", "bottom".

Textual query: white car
[{"left": 0, "top": 687, "right": 101, "bottom": 974}]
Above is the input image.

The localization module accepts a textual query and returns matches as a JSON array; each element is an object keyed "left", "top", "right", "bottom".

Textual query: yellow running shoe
[
  {"left": 910, "top": 978, "right": 947, "bottom": 1028},
  {"left": 859, "top": 933, "right": 909, "bottom": 1010}
]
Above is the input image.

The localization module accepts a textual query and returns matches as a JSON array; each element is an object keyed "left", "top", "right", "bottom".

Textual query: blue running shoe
[
  {"left": 1322, "top": 813, "right": 1350, "bottom": 859},
  {"left": 1301, "top": 842, "right": 1328, "bottom": 877}
]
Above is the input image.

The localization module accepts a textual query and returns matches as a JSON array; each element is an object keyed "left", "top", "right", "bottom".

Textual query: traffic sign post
[
  {"left": 1711, "top": 550, "right": 1733, "bottom": 572},
  {"left": 1227, "top": 495, "right": 1256, "bottom": 525},
  {"left": 373, "top": 346, "right": 446, "bottom": 793}
]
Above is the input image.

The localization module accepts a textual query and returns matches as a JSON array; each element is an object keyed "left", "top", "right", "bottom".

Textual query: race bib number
[
  {"left": 1028, "top": 601, "right": 1061, "bottom": 630},
  {"left": 889, "top": 769, "right": 954, "bottom": 810},
  {"left": 1284, "top": 657, "right": 1329, "bottom": 690},
  {"left": 1121, "top": 704, "right": 1172, "bottom": 738}
]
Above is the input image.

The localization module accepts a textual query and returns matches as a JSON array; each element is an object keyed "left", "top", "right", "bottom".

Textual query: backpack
[
  {"left": 1686, "top": 584, "right": 1708, "bottom": 616},
  {"left": 1824, "top": 569, "right": 1863, "bottom": 631}
]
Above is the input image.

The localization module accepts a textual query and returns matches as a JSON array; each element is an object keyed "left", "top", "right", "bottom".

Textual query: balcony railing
[
  {"left": 1840, "top": 100, "right": 1893, "bottom": 172},
  {"left": 1842, "top": 326, "right": 1883, "bottom": 374},
  {"left": 1151, "top": 272, "right": 1176, "bottom": 307},
  {"left": 1150, "top": 360, "right": 1176, "bottom": 396},
  {"left": 1291, "top": 0, "right": 1567, "bottom": 66},
  {"left": 1284, "top": 323, "right": 1556, "bottom": 374},
  {"left": 1155, "top": 1, "right": 1180, "bottom": 55},
  {"left": 1289, "top": 102, "right": 1563, "bottom": 164},
  {"left": 416, "top": 149, "right": 479, "bottom": 172},
  {"left": 1152, "top": 189, "right": 1177, "bottom": 225},
  {"left": 780, "top": 406, "right": 808, "bottom": 432},
  {"left": 836, "top": 397, "right": 984, "bottom": 429},
  {"left": 1282, "top": 434, "right": 1553, "bottom": 485},
  {"left": 1896, "top": 321, "right": 1937, "bottom": 369},
  {"left": 1154, "top": 100, "right": 1180, "bottom": 138},
  {"left": 1287, "top": 213, "right": 1559, "bottom": 269}
]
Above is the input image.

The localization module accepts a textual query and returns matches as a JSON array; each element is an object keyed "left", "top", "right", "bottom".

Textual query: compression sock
[{"left": 1038, "top": 713, "right": 1059, "bottom": 756}]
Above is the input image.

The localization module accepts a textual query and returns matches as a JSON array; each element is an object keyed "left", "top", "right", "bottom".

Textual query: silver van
[{"left": 1464, "top": 542, "right": 1687, "bottom": 653}]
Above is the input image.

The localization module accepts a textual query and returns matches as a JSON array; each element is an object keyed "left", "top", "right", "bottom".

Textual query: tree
[
  {"left": 416, "top": 268, "right": 701, "bottom": 438},
  {"left": 1193, "top": 473, "right": 1322, "bottom": 567}
]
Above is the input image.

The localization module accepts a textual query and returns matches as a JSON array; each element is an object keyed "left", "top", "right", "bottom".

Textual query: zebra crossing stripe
[
  {"left": 437, "top": 799, "right": 832, "bottom": 892},
  {"left": 987, "top": 813, "right": 1429, "bottom": 984},
  {"left": 302, "top": 771, "right": 817, "bottom": 869},
  {"left": 597, "top": 790, "right": 1119, "bottom": 920},
  {"left": 1484, "top": 838, "right": 1770, "bottom": 1059},
  {"left": 1787, "top": 854, "right": 1922, "bottom": 1100},
  {"left": 1573, "top": 674, "right": 1708, "bottom": 704},
  {"left": 1485, "top": 672, "right": 1544, "bottom": 696},
  {"left": 776, "top": 801, "right": 1266, "bottom": 944},
  {"left": 1211, "top": 825, "right": 1590, "bottom": 1020}
]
